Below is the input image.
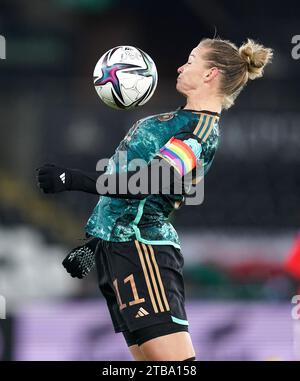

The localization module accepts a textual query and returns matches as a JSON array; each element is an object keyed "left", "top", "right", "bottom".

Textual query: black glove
[
  {"left": 36, "top": 164, "right": 72, "bottom": 193},
  {"left": 62, "top": 237, "right": 99, "bottom": 279}
]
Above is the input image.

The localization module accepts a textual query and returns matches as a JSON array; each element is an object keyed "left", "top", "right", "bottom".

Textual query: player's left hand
[
  {"left": 36, "top": 163, "right": 72, "bottom": 193},
  {"left": 62, "top": 237, "right": 99, "bottom": 279}
]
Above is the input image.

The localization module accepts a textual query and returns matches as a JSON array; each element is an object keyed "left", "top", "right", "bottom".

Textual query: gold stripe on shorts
[
  {"left": 148, "top": 245, "right": 170, "bottom": 312},
  {"left": 142, "top": 243, "right": 165, "bottom": 313},
  {"left": 135, "top": 240, "right": 158, "bottom": 313}
]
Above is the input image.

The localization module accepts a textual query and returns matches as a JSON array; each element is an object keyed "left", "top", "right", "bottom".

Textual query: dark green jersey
[{"left": 85, "top": 108, "right": 220, "bottom": 248}]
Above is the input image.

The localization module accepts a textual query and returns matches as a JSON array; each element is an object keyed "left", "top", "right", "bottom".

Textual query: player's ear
[{"left": 203, "top": 67, "right": 219, "bottom": 83}]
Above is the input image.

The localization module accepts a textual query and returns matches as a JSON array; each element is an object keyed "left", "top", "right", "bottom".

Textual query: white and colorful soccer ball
[{"left": 93, "top": 46, "right": 158, "bottom": 110}]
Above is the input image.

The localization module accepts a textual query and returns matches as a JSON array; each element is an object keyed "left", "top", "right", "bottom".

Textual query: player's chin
[
  {"left": 176, "top": 81, "right": 186, "bottom": 96},
  {"left": 176, "top": 79, "right": 182, "bottom": 91}
]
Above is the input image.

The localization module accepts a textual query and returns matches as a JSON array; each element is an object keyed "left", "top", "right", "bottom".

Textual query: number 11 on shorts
[{"left": 113, "top": 274, "right": 145, "bottom": 310}]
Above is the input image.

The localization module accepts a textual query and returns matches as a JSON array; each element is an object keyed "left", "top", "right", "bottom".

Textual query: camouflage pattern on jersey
[{"left": 85, "top": 109, "right": 220, "bottom": 248}]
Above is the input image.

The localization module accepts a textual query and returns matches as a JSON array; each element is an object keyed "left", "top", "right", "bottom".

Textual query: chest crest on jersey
[{"left": 157, "top": 113, "right": 175, "bottom": 122}]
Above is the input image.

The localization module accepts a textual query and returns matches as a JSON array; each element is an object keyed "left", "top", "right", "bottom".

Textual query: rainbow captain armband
[{"left": 158, "top": 137, "right": 201, "bottom": 176}]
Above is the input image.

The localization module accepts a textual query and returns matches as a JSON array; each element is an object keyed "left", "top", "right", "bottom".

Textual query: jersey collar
[{"left": 178, "top": 106, "right": 221, "bottom": 117}]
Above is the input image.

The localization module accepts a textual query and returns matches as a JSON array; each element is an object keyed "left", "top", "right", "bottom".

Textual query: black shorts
[{"left": 95, "top": 239, "right": 189, "bottom": 346}]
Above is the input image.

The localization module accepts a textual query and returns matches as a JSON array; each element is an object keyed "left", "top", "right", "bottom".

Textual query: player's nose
[{"left": 177, "top": 65, "right": 184, "bottom": 74}]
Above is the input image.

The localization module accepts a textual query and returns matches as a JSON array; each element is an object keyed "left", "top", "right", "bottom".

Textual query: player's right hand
[
  {"left": 62, "top": 237, "right": 98, "bottom": 279},
  {"left": 36, "top": 163, "right": 71, "bottom": 193}
]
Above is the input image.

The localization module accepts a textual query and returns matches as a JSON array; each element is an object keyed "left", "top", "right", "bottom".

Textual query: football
[{"left": 93, "top": 46, "right": 158, "bottom": 110}]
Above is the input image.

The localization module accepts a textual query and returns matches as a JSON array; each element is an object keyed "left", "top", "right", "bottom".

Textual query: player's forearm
[
  {"left": 69, "top": 170, "right": 99, "bottom": 194},
  {"left": 68, "top": 169, "right": 148, "bottom": 198},
  {"left": 74, "top": 158, "right": 188, "bottom": 199}
]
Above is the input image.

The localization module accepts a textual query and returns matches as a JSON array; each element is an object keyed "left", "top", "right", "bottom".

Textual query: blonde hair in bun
[
  {"left": 239, "top": 39, "right": 273, "bottom": 80},
  {"left": 199, "top": 37, "right": 273, "bottom": 109}
]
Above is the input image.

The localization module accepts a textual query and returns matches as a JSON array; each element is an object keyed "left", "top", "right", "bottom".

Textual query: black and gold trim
[{"left": 193, "top": 113, "right": 219, "bottom": 142}]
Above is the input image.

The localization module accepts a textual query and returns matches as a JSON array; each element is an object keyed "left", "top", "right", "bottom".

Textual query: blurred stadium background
[{"left": 0, "top": 0, "right": 300, "bottom": 361}]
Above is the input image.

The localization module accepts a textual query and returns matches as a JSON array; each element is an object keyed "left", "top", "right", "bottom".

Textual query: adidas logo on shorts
[
  {"left": 135, "top": 307, "right": 149, "bottom": 318},
  {"left": 60, "top": 172, "right": 66, "bottom": 184}
]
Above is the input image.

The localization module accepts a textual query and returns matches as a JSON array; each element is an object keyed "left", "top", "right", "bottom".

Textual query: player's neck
[{"left": 184, "top": 94, "right": 222, "bottom": 114}]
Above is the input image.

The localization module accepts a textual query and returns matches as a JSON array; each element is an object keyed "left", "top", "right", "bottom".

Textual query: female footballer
[{"left": 37, "top": 38, "right": 273, "bottom": 361}]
